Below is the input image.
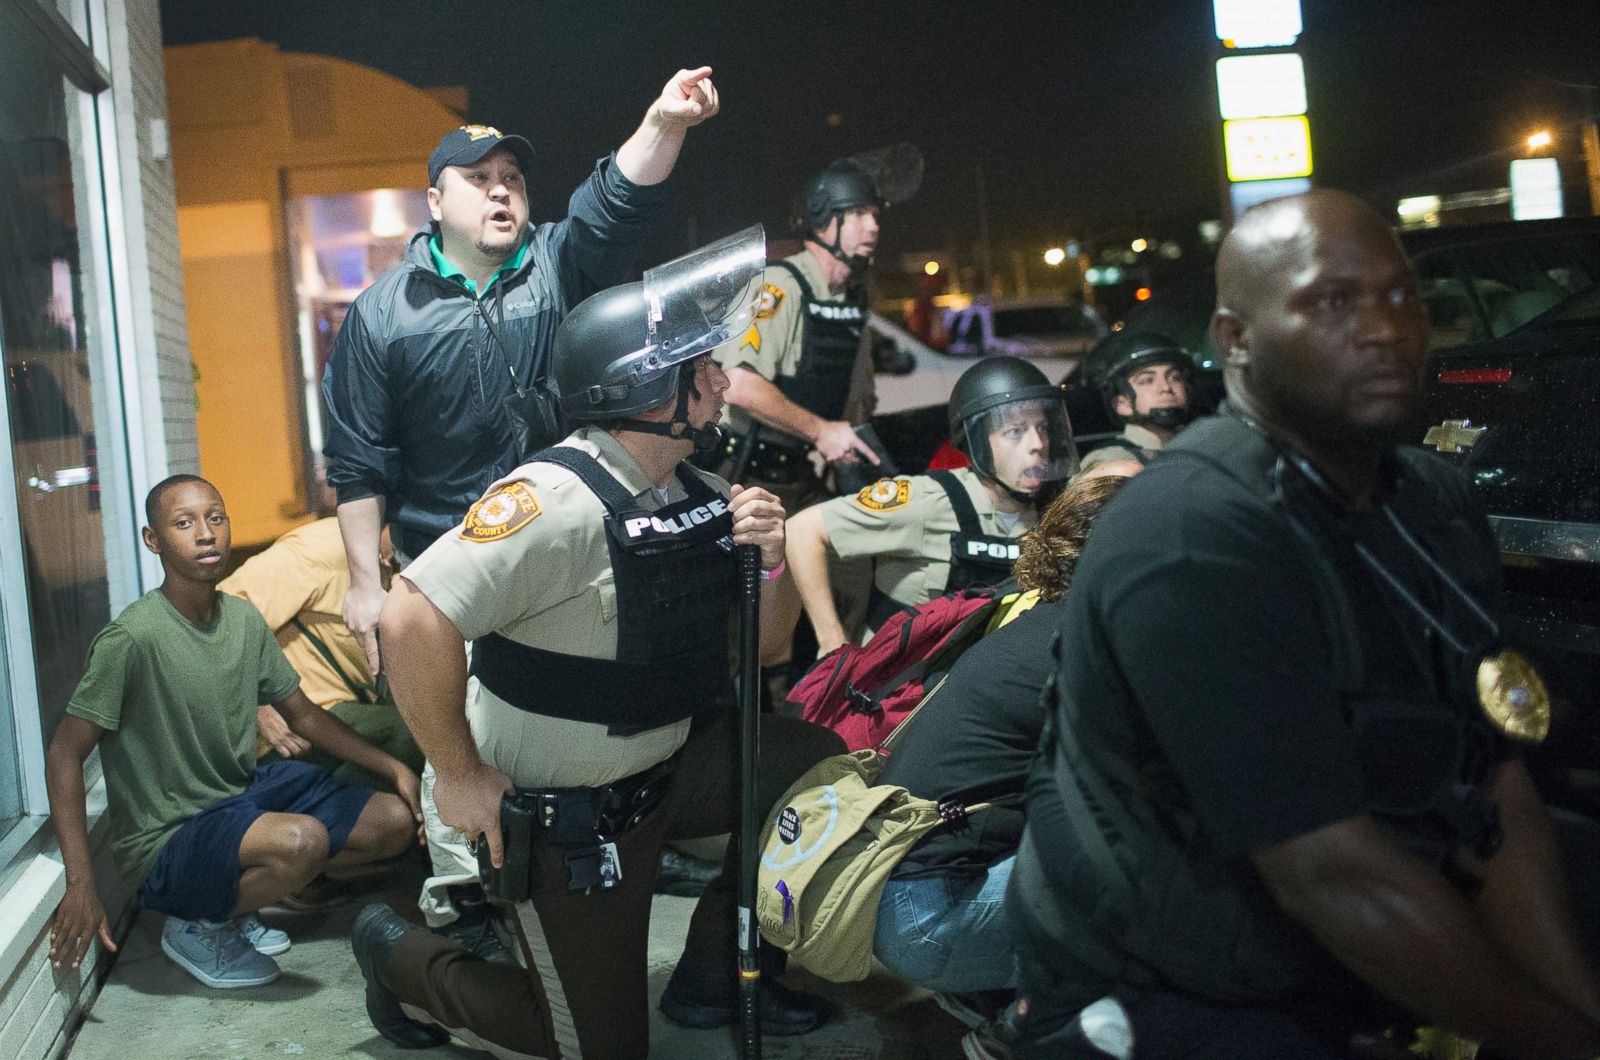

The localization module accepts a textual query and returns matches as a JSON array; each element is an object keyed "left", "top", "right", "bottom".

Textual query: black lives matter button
[{"left": 776, "top": 807, "right": 801, "bottom": 845}]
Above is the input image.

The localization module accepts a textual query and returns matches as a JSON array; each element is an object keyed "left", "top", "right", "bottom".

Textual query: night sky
[{"left": 159, "top": 0, "right": 1600, "bottom": 270}]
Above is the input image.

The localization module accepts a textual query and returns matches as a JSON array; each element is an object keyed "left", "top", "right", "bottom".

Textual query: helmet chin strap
[
  {"left": 1133, "top": 405, "right": 1194, "bottom": 432},
  {"left": 806, "top": 223, "right": 873, "bottom": 277},
  {"left": 613, "top": 367, "right": 725, "bottom": 457}
]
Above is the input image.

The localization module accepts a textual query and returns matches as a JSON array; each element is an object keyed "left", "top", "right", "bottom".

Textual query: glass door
[{"left": 1, "top": 0, "right": 111, "bottom": 752}]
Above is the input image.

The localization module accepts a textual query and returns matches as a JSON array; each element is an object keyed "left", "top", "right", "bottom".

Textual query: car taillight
[{"left": 1438, "top": 368, "right": 1512, "bottom": 385}]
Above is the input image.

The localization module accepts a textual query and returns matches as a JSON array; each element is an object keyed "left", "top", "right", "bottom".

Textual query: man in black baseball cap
[{"left": 321, "top": 66, "right": 722, "bottom": 963}]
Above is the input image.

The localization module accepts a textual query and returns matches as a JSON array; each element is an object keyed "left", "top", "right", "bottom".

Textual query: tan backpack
[{"left": 754, "top": 673, "right": 1021, "bottom": 982}]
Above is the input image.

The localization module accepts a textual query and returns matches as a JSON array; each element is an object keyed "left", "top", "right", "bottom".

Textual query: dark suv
[{"left": 1079, "top": 217, "right": 1600, "bottom": 812}]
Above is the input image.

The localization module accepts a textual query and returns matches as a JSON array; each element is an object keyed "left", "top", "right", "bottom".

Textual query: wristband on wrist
[{"left": 760, "top": 558, "right": 787, "bottom": 581}]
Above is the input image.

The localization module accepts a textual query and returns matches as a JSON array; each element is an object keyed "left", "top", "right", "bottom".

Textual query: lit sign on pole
[
  {"left": 1213, "top": 0, "right": 1303, "bottom": 48},
  {"left": 1215, "top": 54, "right": 1307, "bottom": 120},
  {"left": 1509, "top": 157, "right": 1564, "bottom": 220},
  {"left": 1229, "top": 177, "right": 1312, "bottom": 219},
  {"left": 1224, "top": 116, "right": 1313, "bottom": 182}
]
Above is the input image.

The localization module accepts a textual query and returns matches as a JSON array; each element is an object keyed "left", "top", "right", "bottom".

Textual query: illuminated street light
[
  {"left": 1043, "top": 247, "right": 1067, "bottom": 267},
  {"left": 1527, "top": 130, "right": 1553, "bottom": 151},
  {"left": 1130, "top": 238, "right": 1149, "bottom": 253},
  {"left": 924, "top": 260, "right": 941, "bottom": 276},
  {"left": 1135, "top": 287, "right": 1153, "bottom": 302}
]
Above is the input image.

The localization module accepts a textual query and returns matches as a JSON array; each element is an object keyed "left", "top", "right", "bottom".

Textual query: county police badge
[
  {"left": 855, "top": 477, "right": 911, "bottom": 512},
  {"left": 460, "top": 481, "right": 541, "bottom": 542}
]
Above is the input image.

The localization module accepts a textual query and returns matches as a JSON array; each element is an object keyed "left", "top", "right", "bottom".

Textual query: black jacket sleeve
[
  {"left": 547, "top": 153, "right": 671, "bottom": 309},
  {"left": 320, "top": 299, "right": 403, "bottom": 505}
]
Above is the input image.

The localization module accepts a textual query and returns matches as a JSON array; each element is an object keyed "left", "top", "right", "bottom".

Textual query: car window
[
  {"left": 991, "top": 306, "right": 1095, "bottom": 338},
  {"left": 1413, "top": 235, "right": 1600, "bottom": 343}
]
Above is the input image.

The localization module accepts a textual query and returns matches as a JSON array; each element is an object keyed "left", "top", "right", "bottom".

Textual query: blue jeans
[{"left": 873, "top": 855, "right": 1017, "bottom": 992}]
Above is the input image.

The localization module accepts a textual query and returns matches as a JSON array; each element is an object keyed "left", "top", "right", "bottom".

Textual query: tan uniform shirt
[
  {"left": 819, "top": 466, "right": 1036, "bottom": 616},
  {"left": 403, "top": 427, "right": 731, "bottom": 789},
  {"left": 714, "top": 249, "right": 875, "bottom": 445},
  {"left": 1077, "top": 423, "right": 1165, "bottom": 475}
]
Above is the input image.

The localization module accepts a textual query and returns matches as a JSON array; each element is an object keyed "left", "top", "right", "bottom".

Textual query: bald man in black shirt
[{"left": 1008, "top": 191, "right": 1600, "bottom": 1059}]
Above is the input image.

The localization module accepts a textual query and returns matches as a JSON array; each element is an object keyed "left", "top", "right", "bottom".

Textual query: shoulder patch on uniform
[
  {"left": 754, "top": 282, "right": 785, "bottom": 321},
  {"left": 855, "top": 477, "right": 911, "bottom": 512},
  {"left": 459, "top": 482, "right": 541, "bottom": 542}
]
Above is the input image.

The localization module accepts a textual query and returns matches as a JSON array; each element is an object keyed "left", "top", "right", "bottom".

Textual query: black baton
[{"left": 736, "top": 543, "right": 763, "bottom": 1059}]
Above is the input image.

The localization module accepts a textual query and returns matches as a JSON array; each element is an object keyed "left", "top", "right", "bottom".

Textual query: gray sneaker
[
  {"left": 236, "top": 913, "right": 290, "bottom": 956},
  {"left": 161, "top": 916, "right": 281, "bottom": 988}
]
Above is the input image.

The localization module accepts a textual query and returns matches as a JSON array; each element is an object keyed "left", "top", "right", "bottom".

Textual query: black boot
[
  {"left": 435, "top": 884, "right": 517, "bottom": 966},
  {"left": 654, "top": 847, "right": 722, "bottom": 898},
  {"left": 351, "top": 904, "right": 450, "bottom": 1049},
  {"left": 658, "top": 954, "right": 835, "bottom": 1036}
]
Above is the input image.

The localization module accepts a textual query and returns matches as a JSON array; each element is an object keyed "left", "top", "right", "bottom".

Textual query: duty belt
[
  {"left": 482, "top": 756, "right": 679, "bottom": 899},
  {"left": 723, "top": 430, "right": 813, "bottom": 485}
]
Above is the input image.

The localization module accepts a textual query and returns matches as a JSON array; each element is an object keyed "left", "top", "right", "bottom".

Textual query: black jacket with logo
[{"left": 321, "top": 154, "right": 668, "bottom": 554}]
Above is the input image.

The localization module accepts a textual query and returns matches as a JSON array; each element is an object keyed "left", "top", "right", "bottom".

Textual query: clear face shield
[
  {"left": 966, "top": 396, "right": 1079, "bottom": 496},
  {"left": 632, "top": 223, "right": 766, "bottom": 381}
]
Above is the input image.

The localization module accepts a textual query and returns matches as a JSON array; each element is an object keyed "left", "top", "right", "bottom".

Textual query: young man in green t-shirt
[{"left": 45, "top": 475, "right": 425, "bottom": 989}]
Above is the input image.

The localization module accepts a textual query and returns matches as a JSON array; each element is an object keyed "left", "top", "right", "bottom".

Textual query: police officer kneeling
[
  {"left": 1008, "top": 190, "right": 1600, "bottom": 1057},
  {"left": 353, "top": 232, "right": 845, "bottom": 1058}
]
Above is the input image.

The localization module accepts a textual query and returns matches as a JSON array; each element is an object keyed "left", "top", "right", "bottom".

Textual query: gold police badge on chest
[
  {"left": 460, "top": 482, "right": 541, "bottom": 542},
  {"left": 1476, "top": 649, "right": 1550, "bottom": 743},
  {"left": 855, "top": 478, "right": 911, "bottom": 512}
]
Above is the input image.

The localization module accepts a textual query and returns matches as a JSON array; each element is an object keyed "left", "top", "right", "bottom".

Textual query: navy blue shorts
[{"left": 138, "top": 760, "right": 374, "bottom": 922}]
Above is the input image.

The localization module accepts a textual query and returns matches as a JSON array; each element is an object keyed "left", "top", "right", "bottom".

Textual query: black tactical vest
[
  {"left": 867, "top": 470, "right": 1022, "bottom": 629},
  {"left": 471, "top": 447, "right": 738, "bottom": 735},
  {"left": 1016, "top": 415, "right": 1507, "bottom": 1004},
  {"left": 771, "top": 259, "right": 865, "bottom": 423},
  {"left": 927, "top": 469, "right": 1022, "bottom": 591}
]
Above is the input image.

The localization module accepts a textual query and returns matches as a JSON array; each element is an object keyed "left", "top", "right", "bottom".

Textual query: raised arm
[
  {"left": 1253, "top": 815, "right": 1600, "bottom": 1057},
  {"left": 45, "top": 715, "right": 116, "bottom": 970},
  {"left": 614, "top": 66, "right": 720, "bottom": 187}
]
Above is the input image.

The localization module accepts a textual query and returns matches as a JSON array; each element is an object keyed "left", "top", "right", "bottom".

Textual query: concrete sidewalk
[{"left": 63, "top": 858, "right": 969, "bottom": 1060}]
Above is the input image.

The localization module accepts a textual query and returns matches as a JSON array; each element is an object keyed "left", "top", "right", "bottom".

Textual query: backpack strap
[
  {"left": 927, "top": 469, "right": 983, "bottom": 537},
  {"left": 290, "top": 617, "right": 375, "bottom": 704},
  {"left": 856, "top": 591, "right": 999, "bottom": 714}
]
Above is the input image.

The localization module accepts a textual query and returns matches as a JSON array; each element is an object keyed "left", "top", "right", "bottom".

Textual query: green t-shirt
[{"left": 67, "top": 590, "right": 302, "bottom": 882}]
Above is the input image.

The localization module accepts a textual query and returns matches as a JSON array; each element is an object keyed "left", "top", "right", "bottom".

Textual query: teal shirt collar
[{"left": 428, "top": 233, "right": 528, "bottom": 296}]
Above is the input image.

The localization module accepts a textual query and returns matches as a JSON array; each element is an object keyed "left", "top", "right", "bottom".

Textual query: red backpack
[{"left": 786, "top": 588, "right": 1003, "bottom": 751}]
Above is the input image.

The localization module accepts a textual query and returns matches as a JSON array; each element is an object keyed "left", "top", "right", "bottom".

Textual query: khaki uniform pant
[{"left": 383, "top": 711, "right": 845, "bottom": 1059}]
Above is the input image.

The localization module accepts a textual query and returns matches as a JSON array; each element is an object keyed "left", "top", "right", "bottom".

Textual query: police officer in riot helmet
[
  {"left": 1077, "top": 333, "right": 1198, "bottom": 475},
  {"left": 787, "top": 356, "right": 1076, "bottom": 653},
  {"left": 713, "top": 148, "right": 923, "bottom": 516},
  {"left": 357, "top": 229, "right": 845, "bottom": 1057},
  {"left": 949, "top": 355, "right": 1078, "bottom": 509}
]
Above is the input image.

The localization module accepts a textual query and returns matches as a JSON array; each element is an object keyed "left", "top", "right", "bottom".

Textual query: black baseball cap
[{"left": 428, "top": 125, "right": 536, "bottom": 187}]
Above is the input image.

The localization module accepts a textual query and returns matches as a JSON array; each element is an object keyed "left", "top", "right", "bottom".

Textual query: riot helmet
[
  {"left": 554, "top": 225, "right": 766, "bottom": 454},
  {"left": 1100, "top": 333, "right": 1195, "bottom": 431},
  {"left": 948, "top": 356, "right": 1078, "bottom": 503},
  {"left": 794, "top": 144, "right": 924, "bottom": 275}
]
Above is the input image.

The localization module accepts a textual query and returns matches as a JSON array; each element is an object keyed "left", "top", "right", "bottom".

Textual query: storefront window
[
  {"left": 286, "top": 189, "right": 429, "bottom": 506},
  {"left": 1, "top": 0, "right": 111, "bottom": 785}
]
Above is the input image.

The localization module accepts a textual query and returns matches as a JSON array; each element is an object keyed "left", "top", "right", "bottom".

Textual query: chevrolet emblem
[{"left": 1422, "top": 419, "right": 1485, "bottom": 453}]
